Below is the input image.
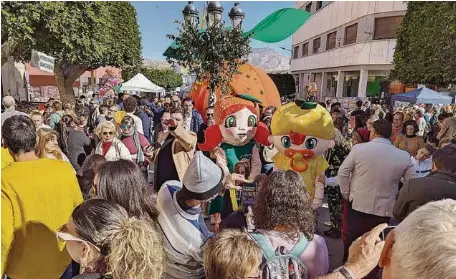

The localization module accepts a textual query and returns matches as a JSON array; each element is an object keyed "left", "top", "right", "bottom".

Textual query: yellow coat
[
  {"left": 1, "top": 148, "right": 14, "bottom": 170},
  {"left": 273, "top": 153, "right": 328, "bottom": 198},
  {"left": 2, "top": 159, "right": 83, "bottom": 279}
]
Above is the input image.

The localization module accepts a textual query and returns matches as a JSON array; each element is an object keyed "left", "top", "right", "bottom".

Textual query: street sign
[{"left": 30, "top": 50, "right": 55, "bottom": 73}]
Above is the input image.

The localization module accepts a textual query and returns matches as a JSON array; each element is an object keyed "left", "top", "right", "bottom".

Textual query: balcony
[{"left": 291, "top": 39, "right": 397, "bottom": 72}]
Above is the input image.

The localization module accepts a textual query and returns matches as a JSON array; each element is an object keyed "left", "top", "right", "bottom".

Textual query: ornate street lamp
[
  {"left": 182, "top": 1, "right": 199, "bottom": 27},
  {"left": 228, "top": 2, "right": 245, "bottom": 29},
  {"left": 207, "top": 1, "right": 224, "bottom": 27}
]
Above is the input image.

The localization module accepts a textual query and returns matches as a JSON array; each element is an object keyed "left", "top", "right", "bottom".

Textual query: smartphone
[{"left": 380, "top": 226, "right": 397, "bottom": 241}]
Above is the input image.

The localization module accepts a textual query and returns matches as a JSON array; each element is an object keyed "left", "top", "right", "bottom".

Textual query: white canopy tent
[{"left": 120, "top": 73, "right": 165, "bottom": 95}]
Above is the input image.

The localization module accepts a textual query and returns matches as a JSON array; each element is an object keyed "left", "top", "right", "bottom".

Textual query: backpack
[{"left": 249, "top": 232, "right": 310, "bottom": 279}]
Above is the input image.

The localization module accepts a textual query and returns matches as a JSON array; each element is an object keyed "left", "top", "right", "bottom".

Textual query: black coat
[{"left": 393, "top": 172, "right": 456, "bottom": 221}]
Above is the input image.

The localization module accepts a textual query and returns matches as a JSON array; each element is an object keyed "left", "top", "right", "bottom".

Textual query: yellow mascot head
[{"left": 270, "top": 101, "right": 335, "bottom": 172}]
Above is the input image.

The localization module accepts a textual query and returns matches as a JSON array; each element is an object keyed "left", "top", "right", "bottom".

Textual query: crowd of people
[{"left": 1, "top": 92, "right": 456, "bottom": 279}]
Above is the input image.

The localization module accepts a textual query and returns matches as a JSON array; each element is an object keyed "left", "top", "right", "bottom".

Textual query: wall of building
[
  {"left": 293, "top": 1, "right": 407, "bottom": 45},
  {"left": 291, "top": 1, "right": 407, "bottom": 99},
  {"left": 291, "top": 39, "right": 397, "bottom": 72}
]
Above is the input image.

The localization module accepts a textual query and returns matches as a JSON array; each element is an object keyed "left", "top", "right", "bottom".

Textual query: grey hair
[
  {"left": 95, "top": 121, "right": 116, "bottom": 139},
  {"left": 2, "top": 96, "right": 15, "bottom": 108},
  {"left": 391, "top": 199, "right": 456, "bottom": 279}
]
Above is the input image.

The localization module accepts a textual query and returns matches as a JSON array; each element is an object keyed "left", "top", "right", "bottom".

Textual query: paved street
[{"left": 316, "top": 204, "right": 344, "bottom": 271}]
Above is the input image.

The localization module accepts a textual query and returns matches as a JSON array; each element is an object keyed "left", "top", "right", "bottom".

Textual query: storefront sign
[{"left": 30, "top": 50, "right": 55, "bottom": 73}]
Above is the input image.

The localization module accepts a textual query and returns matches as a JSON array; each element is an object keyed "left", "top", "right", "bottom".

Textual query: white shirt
[
  {"left": 416, "top": 117, "right": 426, "bottom": 137},
  {"left": 411, "top": 156, "right": 432, "bottom": 178},
  {"left": 183, "top": 114, "right": 192, "bottom": 132}
]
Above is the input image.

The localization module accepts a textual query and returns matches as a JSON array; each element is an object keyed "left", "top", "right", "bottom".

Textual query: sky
[{"left": 131, "top": 1, "right": 294, "bottom": 61}]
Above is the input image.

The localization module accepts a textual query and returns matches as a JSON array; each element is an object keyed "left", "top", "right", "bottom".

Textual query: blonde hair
[
  {"left": 36, "top": 128, "right": 63, "bottom": 160},
  {"left": 204, "top": 229, "right": 262, "bottom": 279},
  {"left": 72, "top": 199, "right": 164, "bottom": 279},
  {"left": 95, "top": 121, "right": 116, "bottom": 139},
  {"left": 391, "top": 199, "right": 456, "bottom": 279}
]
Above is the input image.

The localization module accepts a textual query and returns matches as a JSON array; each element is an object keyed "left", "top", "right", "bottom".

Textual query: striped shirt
[{"left": 157, "top": 181, "right": 213, "bottom": 279}]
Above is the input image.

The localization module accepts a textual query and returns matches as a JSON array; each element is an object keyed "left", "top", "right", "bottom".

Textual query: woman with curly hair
[
  {"left": 253, "top": 170, "right": 329, "bottom": 278},
  {"left": 57, "top": 199, "right": 164, "bottom": 279}
]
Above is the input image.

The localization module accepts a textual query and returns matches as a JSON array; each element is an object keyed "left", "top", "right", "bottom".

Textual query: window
[
  {"left": 293, "top": 45, "right": 299, "bottom": 59},
  {"left": 313, "top": 38, "right": 321, "bottom": 53},
  {"left": 373, "top": 16, "right": 404, "bottom": 40},
  {"left": 326, "top": 31, "right": 337, "bottom": 50},
  {"left": 302, "top": 42, "right": 309, "bottom": 57},
  {"left": 305, "top": 3, "right": 312, "bottom": 12},
  {"left": 316, "top": 1, "right": 323, "bottom": 11},
  {"left": 344, "top": 23, "right": 358, "bottom": 45}
]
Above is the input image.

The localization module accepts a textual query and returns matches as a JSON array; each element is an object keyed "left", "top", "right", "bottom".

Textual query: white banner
[{"left": 30, "top": 50, "right": 55, "bottom": 73}]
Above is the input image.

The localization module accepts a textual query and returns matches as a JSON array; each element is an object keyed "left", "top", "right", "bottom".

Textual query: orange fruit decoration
[{"left": 190, "top": 64, "right": 281, "bottom": 120}]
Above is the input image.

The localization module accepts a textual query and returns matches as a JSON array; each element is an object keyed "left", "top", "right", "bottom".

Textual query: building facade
[{"left": 291, "top": 1, "right": 407, "bottom": 100}]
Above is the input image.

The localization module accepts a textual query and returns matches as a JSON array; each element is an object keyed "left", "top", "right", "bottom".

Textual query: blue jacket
[{"left": 189, "top": 110, "right": 203, "bottom": 134}]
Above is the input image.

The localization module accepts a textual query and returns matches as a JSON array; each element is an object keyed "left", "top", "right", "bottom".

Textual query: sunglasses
[
  {"left": 120, "top": 124, "right": 132, "bottom": 130},
  {"left": 103, "top": 131, "right": 114, "bottom": 136},
  {"left": 56, "top": 224, "right": 101, "bottom": 252},
  {"left": 206, "top": 113, "right": 214, "bottom": 117}
]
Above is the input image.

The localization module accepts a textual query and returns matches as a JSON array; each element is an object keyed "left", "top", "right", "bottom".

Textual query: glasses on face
[
  {"left": 56, "top": 224, "right": 101, "bottom": 252},
  {"left": 103, "top": 131, "right": 114, "bottom": 136},
  {"left": 206, "top": 113, "right": 214, "bottom": 117},
  {"left": 120, "top": 124, "right": 132, "bottom": 130}
]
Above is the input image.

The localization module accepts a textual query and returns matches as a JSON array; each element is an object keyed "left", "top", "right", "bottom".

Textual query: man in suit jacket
[
  {"left": 338, "top": 119, "right": 415, "bottom": 277},
  {"left": 394, "top": 144, "right": 456, "bottom": 221}
]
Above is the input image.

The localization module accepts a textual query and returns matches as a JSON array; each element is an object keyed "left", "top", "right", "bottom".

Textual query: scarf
[
  {"left": 102, "top": 142, "right": 112, "bottom": 157},
  {"left": 133, "top": 129, "right": 144, "bottom": 165}
]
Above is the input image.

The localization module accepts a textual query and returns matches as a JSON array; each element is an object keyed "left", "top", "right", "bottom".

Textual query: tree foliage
[
  {"left": 268, "top": 73, "right": 295, "bottom": 97},
  {"left": 391, "top": 2, "right": 456, "bottom": 87},
  {"left": 122, "top": 66, "right": 183, "bottom": 90},
  {"left": 166, "top": 20, "right": 251, "bottom": 105},
  {"left": 1, "top": 1, "right": 142, "bottom": 104}
]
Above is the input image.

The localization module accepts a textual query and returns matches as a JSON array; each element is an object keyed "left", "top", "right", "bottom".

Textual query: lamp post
[
  {"left": 229, "top": 2, "right": 245, "bottom": 29},
  {"left": 180, "top": 1, "right": 248, "bottom": 106},
  {"left": 207, "top": 1, "right": 224, "bottom": 27},
  {"left": 182, "top": 1, "right": 199, "bottom": 27}
]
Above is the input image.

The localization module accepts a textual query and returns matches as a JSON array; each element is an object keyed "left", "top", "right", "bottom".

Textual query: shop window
[
  {"left": 313, "top": 38, "right": 321, "bottom": 54},
  {"left": 344, "top": 23, "right": 358, "bottom": 45},
  {"left": 374, "top": 16, "right": 404, "bottom": 40},
  {"left": 302, "top": 42, "right": 309, "bottom": 57},
  {"left": 326, "top": 31, "right": 337, "bottom": 50}
]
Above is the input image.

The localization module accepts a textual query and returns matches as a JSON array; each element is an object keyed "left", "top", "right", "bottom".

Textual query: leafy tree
[
  {"left": 391, "top": 2, "right": 456, "bottom": 87},
  {"left": 1, "top": 1, "right": 141, "bottom": 104},
  {"left": 122, "top": 66, "right": 183, "bottom": 90},
  {"left": 166, "top": 20, "right": 251, "bottom": 106}
]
